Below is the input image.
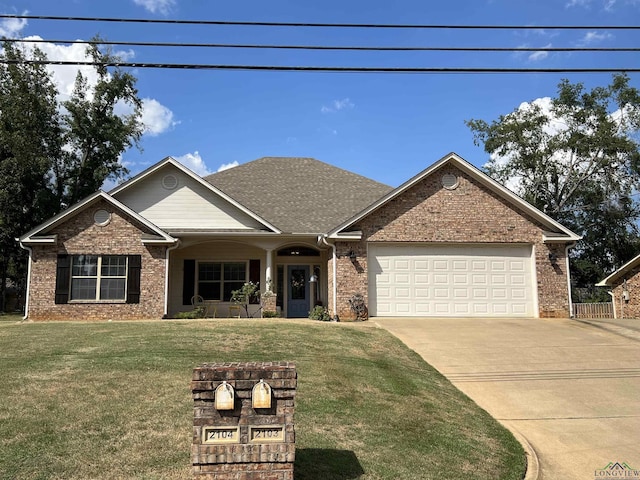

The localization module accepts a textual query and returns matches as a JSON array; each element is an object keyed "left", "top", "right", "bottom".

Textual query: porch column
[{"left": 265, "top": 249, "right": 273, "bottom": 292}]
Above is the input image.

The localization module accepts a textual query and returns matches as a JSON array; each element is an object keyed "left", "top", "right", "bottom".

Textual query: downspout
[
  {"left": 320, "top": 235, "right": 337, "bottom": 317},
  {"left": 565, "top": 243, "right": 576, "bottom": 318},
  {"left": 164, "top": 239, "right": 181, "bottom": 318},
  {"left": 18, "top": 241, "right": 32, "bottom": 321},
  {"left": 607, "top": 290, "right": 617, "bottom": 319}
]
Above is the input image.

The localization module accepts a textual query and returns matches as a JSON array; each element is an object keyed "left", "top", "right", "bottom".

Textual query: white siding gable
[{"left": 113, "top": 166, "right": 265, "bottom": 230}]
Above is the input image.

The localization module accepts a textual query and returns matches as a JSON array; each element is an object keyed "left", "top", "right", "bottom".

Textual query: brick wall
[
  {"left": 27, "top": 199, "right": 167, "bottom": 321},
  {"left": 330, "top": 165, "right": 571, "bottom": 319},
  {"left": 612, "top": 270, "right": 640, "bottom": 319}
]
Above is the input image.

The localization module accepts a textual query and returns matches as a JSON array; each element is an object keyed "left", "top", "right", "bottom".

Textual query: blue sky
[{"left": 2, "top": 0, "right": 639, "bottom": 187}]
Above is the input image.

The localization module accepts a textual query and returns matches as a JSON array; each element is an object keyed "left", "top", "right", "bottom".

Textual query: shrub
[
  {"left": 262, "top": 310, "right": 278, "bottom": 318},
  {"left": 309, "top": 305, "right": 332, "bottom": 322},
  {"left": 175, "top": 307, "right": 205, "bottom": 319}
]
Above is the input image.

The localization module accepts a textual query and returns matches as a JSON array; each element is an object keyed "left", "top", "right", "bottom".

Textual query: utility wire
[
  {"left": 5, "top": 60, "right": 639, "bottom": 73},
  {"left": 5, "top": 37, "right": 640, "bottom": 52},
  {"left": 2, "top": 14, "right": 639, "bottom": 30}
]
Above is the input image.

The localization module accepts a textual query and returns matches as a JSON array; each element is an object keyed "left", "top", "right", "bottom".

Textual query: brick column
[{"left": 191, "top": 362, "right": 296, "bottom": 480}]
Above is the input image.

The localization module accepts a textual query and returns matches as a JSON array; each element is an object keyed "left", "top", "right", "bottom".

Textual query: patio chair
[{"left": 191, "top": 295, "right": 206, "bottom": 315}]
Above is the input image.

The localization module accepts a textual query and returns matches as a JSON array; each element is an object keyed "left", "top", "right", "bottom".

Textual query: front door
[{"left": 287, "top": 265, "right": 309, "bottom": 318}]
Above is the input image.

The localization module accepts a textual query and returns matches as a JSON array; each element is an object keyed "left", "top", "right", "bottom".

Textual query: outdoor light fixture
[
  {"left": 348, "top": 250, "right": 357, "bottom": 261},
  {"left": 548, "top": 252, "right": 558, "bottom": 263},
  {"left": 309, "top": 274, "right": 318, "bottom": 283}
]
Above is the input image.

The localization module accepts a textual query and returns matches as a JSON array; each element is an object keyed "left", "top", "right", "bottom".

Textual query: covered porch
[{"left": 167, "top": 234, "right": 329, "bottom": 318}]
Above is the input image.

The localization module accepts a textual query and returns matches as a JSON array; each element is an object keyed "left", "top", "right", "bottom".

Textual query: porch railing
[{"left": 573, "top": 302, "right": 614, "bottom": 319}]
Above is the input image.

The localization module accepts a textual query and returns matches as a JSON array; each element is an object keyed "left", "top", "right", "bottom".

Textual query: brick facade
[
  {"left": 330, "top": 165, "right": 572, "bottom": 319},
  {"left": 27, "top": 200, "right": 167, "bottom": 321},
  {"left": 611, "top": 269, "right": 640, "bottom": 319}
]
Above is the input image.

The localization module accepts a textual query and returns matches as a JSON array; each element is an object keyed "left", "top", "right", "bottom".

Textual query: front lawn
[{"left": 0, "top": 319, "right": 525, "bottom": 479}]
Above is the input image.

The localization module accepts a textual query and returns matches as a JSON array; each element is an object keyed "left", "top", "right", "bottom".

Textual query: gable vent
[
  {"left": 162, "top": 174, "right": 178, "bottom": 190},
  {"left": 441, "top": 173, "right": 459, "bottom": 190},
  {"left": 94, "top": 209, "right": 111, "bottom": 226}
]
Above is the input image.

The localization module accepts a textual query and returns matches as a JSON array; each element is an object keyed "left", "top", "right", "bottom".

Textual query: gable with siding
[{"left": 113, "top": 163, "right": 268, "bottom": 231}]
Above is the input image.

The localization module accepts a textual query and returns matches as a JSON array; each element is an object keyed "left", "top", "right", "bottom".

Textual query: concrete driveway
[{"left": 375, "top": 317, "right": 640, "bottom": 480}]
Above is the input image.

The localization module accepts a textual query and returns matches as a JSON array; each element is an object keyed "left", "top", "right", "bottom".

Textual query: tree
[
  {"left": 0, "top": 39, "right": 144, "bottom": 311},
  {"left": 466, "top": 74, "right": 640, "bottom": 294},
  {"left": 54, "top": 40, "right": 143, "bottom": 208},
  {"left": 0, "top": 42, "right": 61, "bottom": 311}
]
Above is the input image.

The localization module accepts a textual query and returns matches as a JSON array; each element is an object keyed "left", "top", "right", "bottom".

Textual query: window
[
  {"left": 70, "top": 255, "right": 128, "bottom": 301},
  {"left": 198, "top": 262, "right": 246, "bottom": 301}
]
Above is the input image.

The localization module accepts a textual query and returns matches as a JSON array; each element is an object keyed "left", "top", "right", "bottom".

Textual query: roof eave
[
  {"left": 327, "top": 231, "right": 363, "bottom": 240},
  {"left": 17, "top": 191, "right": 177, "bottom": 246},
  {"left": 17, "top": 235, "right": 58, "bottom": 246},
  {"left": 596, "top": 252, "right": 640, "bottom": 287},
  {"left": 542, "top": 232, "right": 582, "bottom": 243}
]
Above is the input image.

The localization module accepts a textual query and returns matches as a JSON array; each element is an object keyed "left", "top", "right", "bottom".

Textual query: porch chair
[{"left": 191, "top": 295, "right": 206, "bottom": 316}]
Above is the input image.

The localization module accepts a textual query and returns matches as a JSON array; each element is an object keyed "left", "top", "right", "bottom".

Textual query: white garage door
[{"left": 369, "top": 244, "right": 536, "bottom": 317}]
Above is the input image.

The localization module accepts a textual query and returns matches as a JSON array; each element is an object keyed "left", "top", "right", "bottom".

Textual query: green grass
[{"left": 0, "top": 319, "right": 526, "bottom": 479}]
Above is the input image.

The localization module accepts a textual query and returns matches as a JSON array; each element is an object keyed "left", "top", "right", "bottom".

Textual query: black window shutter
[
  {"left": 55, "top": 255, "right": 71, "bottom": 304},
  {"left": 249, "top": 259, "right": 260, "bottom": 284},
  {"left": 126, "top": 255, "right": 142, "bottom": 304},
  {"left": 183, "top": 259, "right": 196, "bottom": 305},
  {"left": 249, "top": 259, "right": 260, "bottom": 304}
]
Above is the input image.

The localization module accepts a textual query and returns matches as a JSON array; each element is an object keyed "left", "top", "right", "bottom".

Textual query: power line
[
  {"left": 2, "top": 14, "right": 639, "bottom": 30},
  {"left": 5, "top": 37, "right": 640, "bottom": 53},
  {"left": 5, "top": 60, "right": 639, "bottom": 73}
]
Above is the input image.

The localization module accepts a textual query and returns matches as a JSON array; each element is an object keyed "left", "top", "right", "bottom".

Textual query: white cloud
[
  {"left": 566, "top": 0, "right": 639, "bottom": 8},
  {"left": 0, "top": 15, "right": 27, "bottom": 37},
  {"left": 217, "top": 161, "right": 239, "bottom": 172},
  {"left": 21, "top": 36, "right": 101, "bottom": 100},
  {"left": 528, "top": 45, "right": 551, "bottom": 62},
  {"left": 140, "top": 98, "right": 178, "bottom": 136},
  {"left": 577, "top": 31, "right": 614, "bottom": 46},
  {"left": 174, "top": 151, "right": 212, "bottom": 176},
  {"left": 132, "top": 0, "right": 176, "bottom": 15},
  {"left": 18, "top": 37, "right": 176, "bottom": 137},
  {"left": 566, "top": 0, "right": 592, "bottom": 7},
  {"left": 486, "top": 96, "right": 630, "bottom": 193},
  {"left": 321, "top": 98, "right": 355, "bottom": 114}
]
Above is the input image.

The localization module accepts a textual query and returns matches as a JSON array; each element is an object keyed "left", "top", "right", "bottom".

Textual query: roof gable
[
  {"left": 597, "top": 253, "right": 640, "bottom": 287},
  {"left": 18, "top": 191, "right": 176, "bottom": 245},
  {"left": 110, "top": 157, "right": 281, "bottom": 233},
  {"left": 205, "top": 157, "right": 393, "bottom": 233},
  {"left": 328, "top": 152, "right": 581, "bottom": 241}
]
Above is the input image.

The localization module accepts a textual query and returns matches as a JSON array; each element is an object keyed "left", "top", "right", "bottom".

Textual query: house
[
  {"left": 596, "top": 253, "right": 640, "bottom": 319},
  {"left": 18, "top": 153, "right": 580, "bottom": 321}
]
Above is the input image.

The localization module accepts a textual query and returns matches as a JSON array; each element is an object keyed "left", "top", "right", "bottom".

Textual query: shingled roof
[{"left": 204, "top": 157, "right": 393, "bottom": 234}]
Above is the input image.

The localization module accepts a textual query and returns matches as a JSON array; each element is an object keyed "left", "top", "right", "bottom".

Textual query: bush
[
  {"left": 262, "top": 310, "right": 278, "bottom": 318},
  {"left": 175, "top": 307, "right": 205, "bottom": 319},
  {"left": 309, "top": 305, "right": 332, "bottom": 322}
]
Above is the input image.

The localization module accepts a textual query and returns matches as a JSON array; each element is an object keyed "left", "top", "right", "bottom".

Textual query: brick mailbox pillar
[{"left": 191, "top": 362, "right": 297, "bottom": 480}]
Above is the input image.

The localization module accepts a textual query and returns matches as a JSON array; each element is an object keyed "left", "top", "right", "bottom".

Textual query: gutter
[
  {"left": 17, "top": 240, "right": 32, "bottom": 321},
  {"left": 164, "top": 239, "right": 181, "bottom": 317},
  {"left": 320, "top": 235, "right": 338, "bottom": 317}
]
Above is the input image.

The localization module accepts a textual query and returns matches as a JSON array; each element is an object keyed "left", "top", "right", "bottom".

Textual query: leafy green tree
[
  {"left": 466, "top": 74, "right": 640, "bottom": 293},
  {"left": 0, "top": 39, "right": 144, "bottom": 311},
  {"left": 54, "top": 40, "right": 143, "bottom": 207},
  {"left": 0, "top": 42, "right": 61, "bottom": 311}
]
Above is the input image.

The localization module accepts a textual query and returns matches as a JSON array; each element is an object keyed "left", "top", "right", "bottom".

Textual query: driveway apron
[{"left": 375, "top": 317, "right": 640, "bottom": 480}]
